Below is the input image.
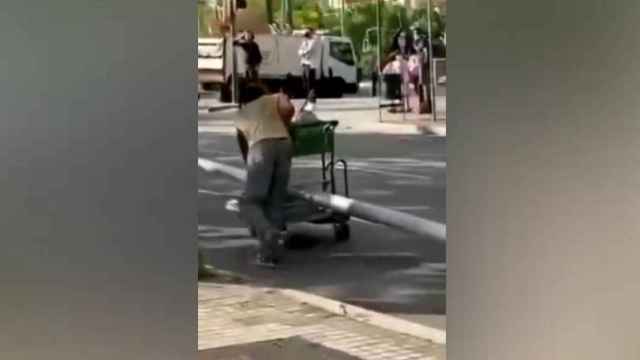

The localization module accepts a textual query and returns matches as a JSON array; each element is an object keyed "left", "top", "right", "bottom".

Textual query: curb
[
  {"left": 417, "top": 121, "right": 447, "bottom": 136},
  {"left": 277, "top": 288, "right": 447, "bottom": 345},
  {"left": 198, "top": 270, "right": 447, "bottom": 344},
  {"left": 374, "top": 118, "right": 446, "bottom": 137}
]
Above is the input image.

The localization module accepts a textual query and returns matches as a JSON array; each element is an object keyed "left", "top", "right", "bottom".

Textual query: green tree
[{"left": 198, "top": 1, "right": 218, "bottom": 37}]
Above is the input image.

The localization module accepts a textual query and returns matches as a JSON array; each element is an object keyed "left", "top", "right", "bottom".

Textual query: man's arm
[
  {"left": 233, "top": 33, "right": 250, "bottom": 46},
  {"left": 276, "top": 92, "right": 295, "bottom": 128}
]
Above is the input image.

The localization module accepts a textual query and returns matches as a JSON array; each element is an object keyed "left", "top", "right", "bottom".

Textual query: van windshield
[{"left": 330, "top": 41, "right": 355, "bottom": 66}]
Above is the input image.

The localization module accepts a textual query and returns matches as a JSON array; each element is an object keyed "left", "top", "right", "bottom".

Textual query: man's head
[
  {"left": 245, "top": 30, "right": 255, "bottom": 41},
  {"left": 304, "top": 28, "right": 314, "bottom": 39},
  {"left": 397, "top": 31, "right": 407, "bottom": 49}
]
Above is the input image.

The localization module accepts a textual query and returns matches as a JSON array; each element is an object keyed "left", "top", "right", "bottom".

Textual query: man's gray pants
[{"left": 239, "top": 138, "right": 293, "bottom": 258}]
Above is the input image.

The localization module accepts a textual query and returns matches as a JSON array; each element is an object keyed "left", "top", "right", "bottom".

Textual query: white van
[{"left": 198, "top": 33, "right": 360, "bottom": 102}]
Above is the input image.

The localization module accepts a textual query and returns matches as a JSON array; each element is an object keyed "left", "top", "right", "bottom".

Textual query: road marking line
[
  {"left": 198, "top": 189, "right": 225, "bottom": 196},
  {"left": 387, "top": 262, "right": 448, "bottom": 276},
  {"left": 389, "top": 205, "right": 432, "bottom": 211},
  {"left": 198, "top": 158, "right": 247, "bottom": 181},
  {"left": 199, "top": 239, "right": 258, "bottom": 249}
]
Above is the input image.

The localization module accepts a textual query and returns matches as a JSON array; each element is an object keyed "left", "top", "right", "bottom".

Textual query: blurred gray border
[
  {"left": 0, "top": 1, "right": 196, "bottom": 359},
  {"left": 448, "top": 0, "right": 640, "bottom": 358}
]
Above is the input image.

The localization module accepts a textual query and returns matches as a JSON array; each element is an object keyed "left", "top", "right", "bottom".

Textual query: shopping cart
[{"left": 286, "top": 119, "right": 351, "bottom": 242}]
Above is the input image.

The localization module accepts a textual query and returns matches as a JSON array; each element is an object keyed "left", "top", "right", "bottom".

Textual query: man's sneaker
[
  {"left": 268, "top": 230, "right": 287, "bottom": 261},
  {"left": 224, "top": 198, "right": 240, "bottom": 213},
  {"left": 252, "top": 229, "right": 287, "bottom": 268}
]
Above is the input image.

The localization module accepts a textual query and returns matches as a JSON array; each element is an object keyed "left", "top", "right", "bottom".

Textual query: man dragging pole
[{"left": 234, "top": 84, "right": 296, "bottom": 267}]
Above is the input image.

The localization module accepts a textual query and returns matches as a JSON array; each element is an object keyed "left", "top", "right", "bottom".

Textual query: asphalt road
[{"left": 198, "top": 94, "right": 447, "bottom": 321}]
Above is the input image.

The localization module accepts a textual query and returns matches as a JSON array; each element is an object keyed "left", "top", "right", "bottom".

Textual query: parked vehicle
[{"left": 198, "top": 32, "right": 360, "bottom": 102}]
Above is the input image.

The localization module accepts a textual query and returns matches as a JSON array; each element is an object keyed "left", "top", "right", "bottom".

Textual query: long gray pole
[
  {"left": 229, "top": 0, "right": 239, "bottom": 104},
  {"left": 293, "top": 190, "right": 446, "bottom": 242},
  {"left": 376, "top": 0, "right": 383, "bottom": 123},
  {"left": 340, "top": 0, "right": 345, "bottom": 36},
  {"left": 199, "top": 158, "right": 446, "bottom": 242},
  {"left": 425, "top": 0, "right": 436, "bottom": 121}
]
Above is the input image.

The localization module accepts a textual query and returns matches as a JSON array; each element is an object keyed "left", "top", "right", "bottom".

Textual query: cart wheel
[{"left": 333, "top": 223, "right": 350, "bottom": 242}]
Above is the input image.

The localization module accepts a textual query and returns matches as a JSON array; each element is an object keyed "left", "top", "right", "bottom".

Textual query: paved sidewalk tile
[
  {"left": 199, "top": 283, "right": 446, "bottom": 360},
  {"left": 199, "top": 336, "right": 362, "bottom": 360}
]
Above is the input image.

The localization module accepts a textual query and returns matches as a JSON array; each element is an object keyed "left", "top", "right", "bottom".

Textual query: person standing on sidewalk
[
  {"left": 381, "top": 30, "right": 415, "bottom": 113},
  {"left": 234, "top": 30, "right": 263, "bottom": 83},
  {"left": 234, "top": 84, "right": 296, "bottom": 267},
  {"left": 298, "top": 28, "right": 319, "bottom": 97}
]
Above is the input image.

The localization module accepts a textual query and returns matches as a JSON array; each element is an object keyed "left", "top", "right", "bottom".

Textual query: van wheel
[
  {"left": 333, "top": 79, "right": 345, "bottom": 98},
  {"left": 345, "top": 82, "right": 359, "bottom": 94},
  {"left": 219, "top": 79, "right": 232, "bottom": 103}
]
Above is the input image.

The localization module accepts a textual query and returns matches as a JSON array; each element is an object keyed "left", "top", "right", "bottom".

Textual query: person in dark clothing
[
  {"left": 234, "top": 31, "right": 263, "bottom": 82},
  {"left": 370, "top": 52, "right": 379, "bottom": 97},
  {"left": 412, "top": 31, "right": 432, "bottom": 113},
  {"left": 382, "top": 29, "right": 415, "bottom": 69},
  {"left": 380, "top": 30, "right": 416, "bottom": 113}
]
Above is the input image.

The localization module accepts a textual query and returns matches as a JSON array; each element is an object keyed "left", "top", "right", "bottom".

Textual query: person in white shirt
[{"left": 298, "top": 28, "right": 318, "bottom": 97}]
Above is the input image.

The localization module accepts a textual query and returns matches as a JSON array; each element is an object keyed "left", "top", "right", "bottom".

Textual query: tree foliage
[
  {"left": 291, "top": 2, "right": 445, "bottom": 57},
  {"left": 198, "top": 0, "right": 446, "bottom": 67}
]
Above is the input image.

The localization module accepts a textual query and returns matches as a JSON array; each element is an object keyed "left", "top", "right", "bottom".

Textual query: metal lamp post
[
  {"left": 225, "top": 0, "right": 240, "bottom": 105},
  {"left": 425, "top": 0, "right": 437, "bottom": 121},
  {"left": 376, "top": 0, "right": 383, "bottom": 122},
  {"left": 341, "top": 0, "right": 346, "bottom": 36}
]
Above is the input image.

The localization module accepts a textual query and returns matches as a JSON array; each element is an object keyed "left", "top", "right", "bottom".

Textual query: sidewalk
[
  {"left": 198, "top": 96, "right": 446, "bottom": 137},
  {"left": 199, "top": 281, "right": 446, "bottom": 360}
]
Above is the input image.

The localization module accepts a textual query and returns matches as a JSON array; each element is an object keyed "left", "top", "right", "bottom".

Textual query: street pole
[
  {"left": 293, "top": 190, "right": 446, "bottom": 242},
  {"left": 425, "top": 0, "right": 436, "bottom": 120},
  {"left": 266, "top": 0, "right": 274, "bottom": 25},
  {"left": 340, "top": 0, "right": 345, "bottom": 37},
  {"left": 287, "top": 0, "right": 294, "bottom": 30},
  {"left": 229, "top": 0, "right": 239, "bottom": 105},
  {"left": 376, "top": 0, "right": 383, "bottom": 122},
  {"left": 281, "top": 0, "right": 286, "bottom": 29}
]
